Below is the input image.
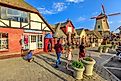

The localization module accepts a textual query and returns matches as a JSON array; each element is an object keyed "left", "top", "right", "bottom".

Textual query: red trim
[
  {"left": 0, "top": 51, "right": 55, "bottom": 60},
  {"left": 0, "top": 49, "right": 9, "bottom": 52}
]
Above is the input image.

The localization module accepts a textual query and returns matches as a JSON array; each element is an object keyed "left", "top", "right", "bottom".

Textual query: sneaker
[{"left": 54, "top": 65, "right": 58, "bottom": 68}]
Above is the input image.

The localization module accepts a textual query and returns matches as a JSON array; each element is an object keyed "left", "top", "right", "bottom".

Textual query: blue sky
[{"left": 25, "top": 0, "right": 121, "bottom": 32}]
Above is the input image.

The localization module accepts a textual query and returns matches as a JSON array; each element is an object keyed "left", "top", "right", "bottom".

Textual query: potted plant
[
  {"left": 98, "top": 46, "right": 103, "bottom": 53},
  {"left": 72, "top": 61, "right": 85, "bottom": 79},
  {"left": 103, "top": 46, "right": 109, "bottom": 53},
  {"left": 82, "top": 57, "right": 96, "bottom": 76}
]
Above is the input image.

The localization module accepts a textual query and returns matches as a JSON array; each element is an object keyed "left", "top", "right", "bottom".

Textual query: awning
[{"left": 45, "top": 33, "right": 53, "bottom": 38}]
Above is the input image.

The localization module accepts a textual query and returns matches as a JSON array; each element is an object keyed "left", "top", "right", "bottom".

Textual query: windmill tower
[{"left": 91, "top": 4, "right": 121, "bottom": 37}]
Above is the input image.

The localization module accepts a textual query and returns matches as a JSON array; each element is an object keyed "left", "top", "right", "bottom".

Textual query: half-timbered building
[{"left": 0, "top": 0, "right": 54, "bottom": 57}]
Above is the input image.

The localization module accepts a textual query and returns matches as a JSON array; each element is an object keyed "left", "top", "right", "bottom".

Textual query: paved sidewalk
[{"left": 0, "top": 49, "right": 109, "bottom": 81}]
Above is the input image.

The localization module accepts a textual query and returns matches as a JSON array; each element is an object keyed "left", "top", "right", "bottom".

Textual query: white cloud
[
  {"left": 92, "top": 12, "right": 98, "bottom": 15},
  {"left": 77, "top": 17, "right": 86, "bottom": 22},
  {"left": 109, "top": 21, "right": 113, "bottom": 24},
  {"left": 53, "top": 2, "right": 67, "bottom": 12},
  {"left": 119, "top": 21, "right": 121, "bottom": 23},
  {"left": 38, "top": 8, "right": 54, "bottom": 15},
  {"left": 38, "top": 2, "right": 67, "bottom": 15},
  {"left": 66, "top": 0, "right": 84, "bottom": 3}
]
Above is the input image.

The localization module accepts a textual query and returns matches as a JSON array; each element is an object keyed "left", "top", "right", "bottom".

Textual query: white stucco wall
[
  {"left": 0, "top": 12, "right": 51, "bottom": 32},
  {"left": 22, "top": 23, "right": 29, "bottom": 29},
  {"left": 80, "top": 30, "right": 86, "bottom": 37},
  {"left": 11, "top": 21, "right": 20, "bottom": 28},
  {"left": 30, "top": 13, "right": 50, "bottom": 31},
  {"left": 0, "top": 19, "right": 9, "bottom": 26}
]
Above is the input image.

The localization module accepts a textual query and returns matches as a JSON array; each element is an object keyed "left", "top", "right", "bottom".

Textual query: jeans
[{"left": 56, "top": 52, "right": 62, "bottom": 66}]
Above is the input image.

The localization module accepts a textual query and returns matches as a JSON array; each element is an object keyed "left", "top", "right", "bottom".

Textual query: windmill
[{"left": 91, "top": 4, "right": 121, "bottom": 36}]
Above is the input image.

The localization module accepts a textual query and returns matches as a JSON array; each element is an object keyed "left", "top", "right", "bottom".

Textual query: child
[{"left": 66, "top": 46, "right": 73, "bottom": 70}]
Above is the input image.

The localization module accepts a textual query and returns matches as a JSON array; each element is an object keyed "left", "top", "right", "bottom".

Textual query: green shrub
[
  {"left": 72, "top": 61, "right": 83, "bottom": 69},
  {"left": 83, "top": 57, "right": 93, "bottom": 61},
  {"left": 111, "top": 45, "right": 116, "bottom": 49},
  {"left": 98, "top": 46, "right": 103, "bottom": 51},
  {"left": 102, "top": 46, "right": 109, "bottom": 52}
]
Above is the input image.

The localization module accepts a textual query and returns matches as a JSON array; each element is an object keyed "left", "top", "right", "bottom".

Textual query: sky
[{"left": 25, "top": 0, "right": 121, "bottom": 32}]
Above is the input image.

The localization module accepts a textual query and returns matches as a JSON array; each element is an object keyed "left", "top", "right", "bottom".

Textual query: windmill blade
[
  {"left": 108, "top": 13, "right": 121, "bottom": 16},
  {"left": 102, "top": 4, "right": 106, "bottom": 14},
  {"left": 90, "top": 16, "right": 97, "bottom": 19}
]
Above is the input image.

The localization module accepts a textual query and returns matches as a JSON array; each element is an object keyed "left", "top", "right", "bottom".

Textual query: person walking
[
  {"left": 54, "top": 39, "right": 63, "bottom": 68},
  {"left": 79, "top": 42, "right": 85, "bottom": 61},
  {"left": 66, "top": 46, "right": 73, "bottom": 70}
]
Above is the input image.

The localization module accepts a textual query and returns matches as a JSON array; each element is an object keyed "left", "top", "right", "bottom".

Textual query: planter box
[
  {"left": 73, "top": 66, "right": 85, "bottom": 79},
  {"left": 82, "top": 58, "right": 96, "bottom": 76},
  {"left": 103, "top": 48, "right": 109, "bottom": 53}
]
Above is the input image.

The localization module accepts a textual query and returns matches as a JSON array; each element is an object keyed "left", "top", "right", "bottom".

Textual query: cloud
[
  {"left": 38, "top": 2, "right": 67, "bottom": 15},
  {"left": 38, "top": 8, "right": 54, "bottom": 15},
  {"left": 77, "top": 17, "right": 86, "bottom": 22},
  {"left": 66, "top": 0, "right": 85, "bottom": 3},
  {"left": 109, "top": 21, "right": 113, "bottom": 24},
  {"left": 119, "top": 21, "right": 121, "bottom": 23},
  {"left": 92, "top": 12, "right": 99, "bottom": 15},
  {"left": 52, "top": 2, "right": 67, "bottom": 12}
]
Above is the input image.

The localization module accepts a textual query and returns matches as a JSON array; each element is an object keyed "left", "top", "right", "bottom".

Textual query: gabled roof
[
  {"left": 0, "top": 0, "right": 54, "bottom": 33},
  {"left": 57, "top": 19, "right": 74, "bottom": 27},
  {"left": 93, "top": 30, "right": 102, "bottom": 39},
  {"left": 0, "top": 0, "right": 38, "bottom": 13},
  {"left": 73, "top": 29, "right": 79, "bottom": 38},
  {"left": 76, "top": 28, "right": 84, "bottom": 35},
  {"left": 86, "top": 30, "right": 102, "bottom": 39},
  {"left": 60, "top": 21, "right": 68, "bottom": 27},
  {"left": 52, "top": 23, "right": 67, "bottom": 38}
]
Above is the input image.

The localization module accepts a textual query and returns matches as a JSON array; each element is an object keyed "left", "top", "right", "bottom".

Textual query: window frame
[
  {"left": 0, "top": 33, "right": 8, "bottom": 51},
  {"left": 31, "top": 35, "right": 36, "bottom": 43},
  {"left": 0, "top": 6, "right": 29, "bottom": 23},
  {"left": 38, "top": 35, "right": 43, "bottom": 48}
]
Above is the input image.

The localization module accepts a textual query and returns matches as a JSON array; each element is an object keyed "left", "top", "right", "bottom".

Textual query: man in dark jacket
[{"left": 54, "top": 39, "right": 63, "bottom": 68}]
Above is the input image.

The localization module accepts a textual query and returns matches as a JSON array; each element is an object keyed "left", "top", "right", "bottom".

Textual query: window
[
  {"left": 98, "top": 25, "right": 100, "bottom": 29},
  {"left": 68, "top": 27, "right": 72, "bottom": 33},
  {"left": 1, "top": 6, "right": 29, "bottom": 23},
  {"left": 23, "top": 35, "right": 29, "bottom": 50},
  {"left": 31, "top": 35, "right": 36, "bottom": 43},
  {"left": 0, "top": 33, "right": 8, "bottom": 50},
  {"left": 38, "top": 35, "right": 42, "bottom": 48}
]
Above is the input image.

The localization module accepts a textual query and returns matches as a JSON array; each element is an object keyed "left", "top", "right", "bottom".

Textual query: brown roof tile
[
  {"left": 0, "top": 0, "right": 38, "bottom": 13},
  {"left": 0, "top": 0, "right": 54, "bottom": 33}
]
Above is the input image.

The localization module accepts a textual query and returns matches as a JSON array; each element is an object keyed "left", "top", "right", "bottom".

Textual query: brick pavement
[{"left": 0, "top": 49, "right": 108, "bottom": 81}]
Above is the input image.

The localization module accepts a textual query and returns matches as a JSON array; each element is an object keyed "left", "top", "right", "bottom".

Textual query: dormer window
[{"left": 1, "top": 6, "right": 29, "bottom": 23}]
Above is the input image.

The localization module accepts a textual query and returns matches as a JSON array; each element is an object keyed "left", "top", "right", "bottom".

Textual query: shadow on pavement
[
  {"left": 34, "top": 55, "right": 74, "bottom": 77},
  {"left": 33, "top": 60, "right": 68, "bottom": 81},
  {"left": 49, "top": 53, "right": 67, "bottom": 61}
]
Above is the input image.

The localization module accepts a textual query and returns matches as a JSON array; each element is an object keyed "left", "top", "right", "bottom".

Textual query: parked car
[{"left": 116, "top": 46, "right": 121, "bottom": 61}]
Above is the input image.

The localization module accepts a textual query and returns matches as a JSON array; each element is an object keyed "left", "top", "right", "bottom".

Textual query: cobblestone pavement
[{"left": 0, "top": 48, "right": 109, "bottom": 81}]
